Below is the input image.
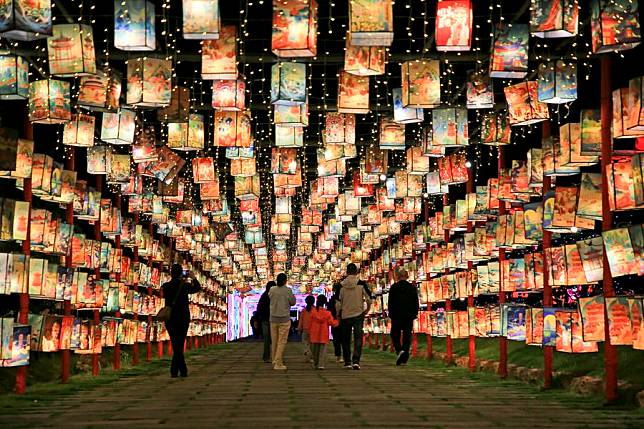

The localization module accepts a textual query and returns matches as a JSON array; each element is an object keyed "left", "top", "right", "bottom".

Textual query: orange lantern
[
  {"left": 435, "top": 0, "right": 472, "bottom": 51},
  {"left": 401, "top": 60, "right": 440, "bottom": 108},
  {"left": 212, "top": 78, "right": 245, "bottom": 111},
  {"left": 337, "top": 71, "right": 369, "bottom": 114},
  {"left": 235, "top": 176, "right": 261, "bottom": 200},
  {"left": 406, "top": 147, "right": 430, "bottom": 175},
  {"left": 271, "top": 0, "right": 318, "bottom": 57},
  {"left": 214, "top": 111, "right": 252, "bottom": 147},
  {"left": 349, "top": 0, "right": 394, "bottom": 46},
  {"left": 192, "top": 157, "right": 216, "bottom": 183},
  {"left": 126, "top": 57, "right": 173, "bottom": 107},
  {"left": 504, "top": 81, "right": 550, "bottom": 126},
  {"left": 344, "top": 35, "right": 386, "bottom": 76},
  {"left": 202, "top": 25, "right": 237, "bottom": 80},
  {"left": 530, "top": 0, "right": 579, "bottom": 38},
  {"left": 379, "top": 116, "right": 405, "bottom": 150},
  {"left": 101, "top": 109, "right": 136, "bottom": 145},
  {"left": 63, "top": 114, "right": 95, "bottom": 147},
  {"left": 590, "top": 0, "right": 641, "bottom": 54},
  {"left": 28, "top": 79, "right": 71, "bottom": 124},
  {"left": 325, "top": 113, "right": 356, "bottom": 144}
]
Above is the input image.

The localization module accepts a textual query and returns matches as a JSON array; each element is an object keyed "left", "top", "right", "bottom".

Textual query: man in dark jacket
[
  {"left": 388, "top": 267, "right": 419, "bottom": 366},
  {"left": 256, "top": 281, "right": 274, "bottom": 362}
]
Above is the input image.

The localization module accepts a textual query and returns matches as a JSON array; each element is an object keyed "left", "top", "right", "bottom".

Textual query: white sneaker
[
  {"left": 273, "top": 364, "right": 287, "bottom": 370},
  {"left": 317, "top": 366, "right": 325, "bottom": 370},
  {"left": 336, "top": 356, "right": 343, "bottom": 363}
]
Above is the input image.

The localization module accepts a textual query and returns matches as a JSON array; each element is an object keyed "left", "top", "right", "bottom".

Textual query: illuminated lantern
[
  {"left": 349, "top": 0, "right": 393, "bottom": 46},
  {"left": 235, "top": 176, "right": 261, "bottom": 200},
  {"left": 78, "top": 69, "right": 121, "bottom": 111},
  {"left": 530, "top": 0, "right": 579, "bottom": 38},
  {"left": 275, "top": 126, "right": 304, "bottom": 148},
  {"left": 319, "top": 177, "right": 339, "bottom": 198},
  {"left": 432, "top": 108, "right": 468, "bottom": 147},
  {"left": 317, "top": 150, "right": 346, "bottom": 177},
  {"left": 126, "top": 57, "right": 172, "bottom": 107},
  {"left": 466, "top": 72, "right": 494, "bottom": 109},
  {"left": 107, "top": 153, "right": 131, "bottom": 184},
  {"left": 114, "top": 0, "right": 156, "bottom": 51},
  {"left": 271, "top": 62, "right": 306, "bottom": 105},
  {"left": 0, "top": 0, "right": 51, "bottom": 41},
  {"left": 274, "top": 103, "right": 309, "bottom": 127},
  {"left": 200, "top": 180, "right": 221, "bottom": 200},
  {"left": 537, "top": 61, "right": 577, "bottom": 104},
  {"left": 167, "top": 114, "right": 205, "bottom": 151},
  {"left": 182, "top": 0, "right": 220, "bottom": 39},
  {"left": 489, "top": 23, "right": 529, "bottom": 79},
  {"left": 580, "top": 109, "right": 601, "bottom": 156},
  {"left": 63, "top": 114, "right": 95, "bottom": 147},
  {"left": 231, "top": 158, "right": 256, "bottom": 177},
  {"left": 28, "top": 79, "right": 71, "bottom": 124},
  {"left": 401, "top": 60, "right": 440, "bottom": 108},
  {"left": 100, "top": 109, "right": 136, "bottom": 145},
  {"left": 435, "top": 0, "right": 472, "bottom": 51},
  {"left": 202, "top": 25, "right": 237, "bottom": 80},
  {"left": 590, "top": 0, "right": 641, "bottom": 54},
  {"left": 344, "top": 35, "right": 386, "bottom": 76},
  {"left": 324, "top": 143, "right": 356, "bottom": 161},
  {"left": 325, "top": 113, "right": 356, "bottom": 144},
  {"left": 271, "top": 148, "right": 299, "bottom": 174},
  {"left": 559, "top": 123, "right": 599, "bottom": 167},
  {"left": 504, "top": 81, "right": 550, "bottom": 126},
  {"left": 212, "top": 79, "right": 245, "bottom": 111},
  {"left": 337, "top": 71, "right": 369, "bottom": 114},
  {"left": 192, "top": 157, "right": 216, "bottom": 183},
  {"left": 627, "top": 76, "right": 644, "bottom": 132},
  {"left": 406, "top": 146, "right": 430, "bottom": 175},
  {"left": 364, "top": 147, "right": 388, "bottom": 176},
  {"left": 214, "top": 111, "right": 252, "bottom": 147},
  {"left": 612, "top": 88, "right": 644, "bottom": 139},
  {"left": 157, "top": 86, "right": 190, "bottom": 123},
  {"left": 481, "top": 112, "right": 511, "bottom": 146},
  {"left": 226, "top": 146, "right": 255, "bottom": 159},
  {"left": 47, "top": 24, "right": 96, "bottom": 77},
  {"left": 0, "top": 55, "right": 28, "bottom": 100},
  {"left": 274, "top": 172, "right": 302, "bottom": 190},
  {"left": 421, "top": 126, "right": 445, "bottom": 157},
  {"left": 379, "top": 116, "right": 405, "bottom": 150},
  {"left": 393, "top": 88, "right": 423, "bottom": 124},
  {"left": 272, "top": 0, "right": 318, "bottom": 57}
]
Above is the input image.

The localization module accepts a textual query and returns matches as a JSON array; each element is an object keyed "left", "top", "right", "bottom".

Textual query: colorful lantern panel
[
  {"left": 559, "top": 123, "right": 599, "bottom": 167},
  {"left": 235, "top": 176, "right": 261, "bottom": 200},
  {"left": 628, "top": 76, "right": 644, "bottom": 132},
  {"left": 489, "top": 23, "right": 529, "bottom": 79},
  {"left": 202, "top": 25, "right": 238, "bottom": 80},
  {"left": 0, "top": 0, "right": 52, "bottom": 41},
  {"left": 591, "top": 0, "right": 641, "bottom": 54},
  {"left": 78, "top": 69, "right": 121, "bottom": 111},
  {"left": 100, "top": 110, "right": 136, "bottom": 145},
  {"left": 182, "top": 0, "right": 220, "bottom": 40},
  {"left": 214, "top": 111, "right": 252, "bottom": 147},
  {"left": 275, "top": 126, "right": 304, "bottom": 148},
  {"left": 344, "top": 36, "right": 386, "bottom": 76},
  {"left": 0, "top": 55, "right": 28, "bottom": 100},
  {"left": 337, "top": 72, "right": 369, "bottom": 114},
  {"left": 157, "top": 86, "right": 190, "bottom": 123},
  {"left": 63, "top": 114, "right": 95, "bottom": 148},
  {"left": 274, "top": 103, "right": 309, "bottom": 127},
  {"left": 114, "top": 0, "right": 156, "bottom": 51},
  {"left": 432, "top": 108, "right": 469, "bottom": 147},
  {"left": 612, "top": 88, "right": 644, "bottom": 139},
  {"left": 504, "top": 81, "right": 550, "bottom": 126},
  {"left": 272, "top": 0, "right": 318, "bottom": 58},
  {"left": 530, "top": 0, "right": 579, "bottom": 38},
  {"left": 393, "top": 88, "right": 424, "bottom": 124},
  {"left": 28, "top": 79, "right": 71, "bottom": 124},
  {"left": 167, "top": 114, "right": 205, "bottom": 151},
  {"left": 192, "top": 157, "right": 216, "bottom": 183},
  {"left": 537, "top": 61, "right": 577, "bottom": 104},
  {"left": 401, "top": 60, "right": 440, "bottom": 108},
  {"left": 271, "top": 62, "right": 307, "bottom": 105},
  {"left": 406, "top": 147, "right": 430, "bottom": 175},
  {"left": 126, "top": 57, "right": 172, "bottom": 107},
  {"left": 349, "top": 0, "right": 394, "bottom": 46},
  {"left": 481, "top": 113, "right": 511, "bottom": 146},
  {"left": 466, "top": 72, "right": 494, "bottom": 109},
  {"left": 435, "top": 0, "right": 472, "bottom": 51},
  {"left": 325, "top": 113, "right": 356, "bottom": 145},
  {"left": 47, "top": 24, "right": 96, "bottom": 77},
  {"left": 379, "top": 117, "right": 405, "bottom": 150},
  {"left": 212, "top": 79, "right": 246, "bottom": 111},
  {"left": 580, "top": 109, "right": 601, "bottom": 156}
]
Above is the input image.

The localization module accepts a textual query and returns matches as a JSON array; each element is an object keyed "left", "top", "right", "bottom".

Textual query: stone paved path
[{"left": 2, "top": 342, "right": 643, "bottom": 428}]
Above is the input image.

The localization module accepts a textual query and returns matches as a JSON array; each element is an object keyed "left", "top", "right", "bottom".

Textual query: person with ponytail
[
  {"left": 309, "top": 295, "right": 339, "bottom": 370},
  {"left": 297, "top": 295, "right": 315, "bottom": 361}
]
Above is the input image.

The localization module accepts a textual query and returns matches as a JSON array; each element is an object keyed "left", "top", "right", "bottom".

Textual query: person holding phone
[{"left": 161, "top": 263, "right": 201, "bottom": 378}]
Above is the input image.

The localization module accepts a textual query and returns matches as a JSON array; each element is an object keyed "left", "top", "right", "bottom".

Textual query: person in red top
[
  {"left": 298, "top": 295, "right": 315, "bottom": 360},
  {"left": 309, "top": 295, "right": 340, "bottom": 370}
]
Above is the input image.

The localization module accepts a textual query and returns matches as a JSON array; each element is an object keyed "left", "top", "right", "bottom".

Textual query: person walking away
[
  {"left": 256, "top": 281, "right": 274, "bottom": 362},
  {"left": 336, "top": 263, "right": 372, "bottom": 370},
  {"left": 309, "top": 295, "right": 339, "bottom": 370},
  {"left": 327, "top": 283, "right": 343, "bottom": 363},
  {"left": 269, "top": 273, "right": 296, "bottom": 370},
  {"left": 298, "top": 295, "right": 315, "bottom": 361},
  {"left": 161, "top": 264, "right": 201, "bottom": 378},
  {"left": 250, "top": 311, "right": 260, "bottom": 339},
  {"left": 388, "top": 267, "right": 420, "bottom": 366}
]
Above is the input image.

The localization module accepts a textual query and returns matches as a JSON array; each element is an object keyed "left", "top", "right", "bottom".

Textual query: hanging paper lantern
[
  {"left": 337, "top": 71, "right": 369, "bottom": 114},
  {"left": 192, "top": 157, "right": 216, "bottom": 183},
  {"left": 47, "top": 24, "right": 96, "bottom": 77},
  {"left": 226, "top": 146, "right": 255, "bottom": 159},
  {"left": 317, "top": 150, "right": 346, "bottom": 177},
  {"left": 271, "top": 148, "right": 299, "bottom": 174},
  {"left": 580, "top": 109, "right": 601, "bottom": 156},
  {"left": 421, "top": 126, "right": 445, "bottom": 157},
  {"left": 393, "top": 88, "right": 424, "bottom": 124},
  {"left": 272, "top": 0, "right": 318, "bottom": 57},
  {"left": 167, "top": 114, "right": 205, "bottom": 151},
  {"left": 466, "top": 72, "right": 494, "bottom": 109},
  {"left": 401, "top": 60, "right": 440, "bottom": 108},
  {"left": 275, "top": 126, "right": 304, "bottom": 148},
  {"left": 324, "top": 143, "right": 356, "bottom": 161},
  {"left": 87, "top": 146, "right": 111, "bottom": 174},
  {"left": 132, "top": 126, "right": 157, "bottom": 162},
  {"left": 344, "top": 35, "right": 386, "bottom": 76},
  {"left": 212, "top": 79, "right": 246, "bottom": 111},
  {"left": 202, "top": 25, "right": 238, "bottom": 80},
  {"left": 590, "top": 0, "right": 641, "bottom": 54},
  {"left": 107, "top": 153, "right": 131, "bottom": 184},
  {"left": 200, "top": 180, "right": 221, "bottom": 200},
  {"left": 504, "top": 81, "right": 550, "bottom": 126},
  {"left": 489, "top": 23, "right": 529, "bottom": 79},
  {"left": 182, "top": 0, "right": 220, "bottom": 39},
  {"left": 78, "top": 69, "right": 122, "bottom": 111},
  {"left": 432, "top": 108, "right": 469, "bottom": 147},
  {"left": 349, "top": 0, "right": 393, "bottom": 46},
  {"left": 235, "top": 176, "right": 261, "bottom": 200},
  {"left": 271, "top": 62, "right": 306, "bottom": 105},
  {"left": 379, "top": 116, "right": 405, "bottom": 150},
  {"left": 101, "top": 109, "right": 136, "bottom": 145},
  {"left": 114, "top": 0, "right": 156, "bottom": 51},
  {"left": 126, "top": 57, "right": 172, "bottom": 107},
  {"left": 157, "top": 86, "right": 190, "bottom": 122},
  {"left": 324, "top": 113, "right": 356, "bottom": 145},
  {"left": 214, "top": 111, "right": 252, "bottom": 147},
  {"left": 63, "top": 114, "right": 95, "bottom": 147},
  {"left": 627, "top": 76, "right": 644, "bottom": 132},
  {"left": 0, "top": 55, "right": 28, "bottom": 100},
  {"left": 612, "top": 88, "right": 644, "bottom": 139},
  {"left": 406, "top": 146, "right": 430, "bottom": 175},
  {"left": 537, "top": 61, "right": 577, "bottom": 104},
  {"left": 0, "top": 0, "right": 52, "bottom": 41},
  {"left": 530, "top": 0, "right": 579, "bottom": 38},
  {"left": 435, "top": 0, "right": 472, "bottom": 51},
  {"left": 559, "top": 123, "right": 599, "bottom": 167},
  {"left": 319, "top": 177, "right": 339, "bottom": 198},
  {"left": 274, "top": 103, "right": 309, "bottom": 127},
  {"left": 28, "top": 79, "right": 71, "bottom": 124},
  {"left": 481, "top": 112, "right": 511, "bottom": 146},
  {"left": 230, "top": 158, "right": 256, "bottom": 177}
]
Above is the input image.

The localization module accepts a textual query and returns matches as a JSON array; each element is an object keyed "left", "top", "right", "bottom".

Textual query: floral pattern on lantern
[
  {"left": 481, "top": 112, "right": 511, "bottom": 146},
  {"left": 114, "top": 0, "right": 156, "bottom": 51},
  {"left": 168, "top": 114, "right": 205, "bottom": 151},
  {"left": 275, "top": 126, "right": 304, "bottom": 148},
  {"left": 504, "top": 81, "right": 550, "bottom": 126},
  {"left": 406, "top": 146, "right": 430, "bottom": 175},
  {"left": 401, "top": 60, "right": 440, "bottom": 108},
  {"left": 0, "top": 55, "right": 28, "bottom": 100},
  {"left": 393, "top": 88, "right": 423, "bottom": 124},
  {"left": 272, "top": 0, "right": 318, "bottom": 58},
  {"left": 379, "top": 116, "right": 405, "bottom": 150},
  {"left": 78, "top": 69, "right": 121, "bottom": 111},
  {"left": 349, "top": 0, "right": 393, "bottom": 46},
  {"left": 157, "top": 86, "right": 190, "bottom": 122},
  {"left": 274, "top": 103, "right": 309, "bottom": 127},
  {"left": 0, "top": 0, "right": 51, "bottom": 41},
  {"left": 325, "top": 113, "right": 356, "bottom": 144},
  {"left": 214, "top": 111, "right": 252, "bottom": 147},
  {"left": 126, "top": 57, "right": 172, "bottom": 107},
  {"left": 100, "top": 109, "right": 136, "bottom": 145},
  {"left": 47, "top": 24, "right": 96, "bottom": 77},
  {"left": 627, "top": 76, "right": 644, "bottom": 132},
  {"left": 182, "top": 0, "right": 220, "bottom": 40},
  {"left": 271, "top": 62, "right": 306, "bottom": 105},
  {"left": 435, "top": 0, "right": 472, "bottom": 51},
  {"left": 591, "top": 0, "right": 641, "bottom": 54},
  {"left": 466, "top": 72, "right": 493, "bottom": 109},
  {"left": 432, "top": 108, "right": 469, "bottom": 147},
  {"left": 612, "top": 88, "right": 644, "bottom": 139},
  {"left": 28, "top": 79, "right": 71, "bottom": 124},
  {"left": 212, "top": 78, "right": 246, "bottom": 111},
  {"left": 490, "top": 23, "right": 529, "bottom": 79},
  {"left": 537, "top": 61, "right": 577, "bottom": 104},
  {"left": 344, "top": 35, "right": 386, "bottom": 76},
  {"left": 559, "top": 123, "right": 599, "bottom": 167},
  {"left": 337, "top": 72, "right": 369, "bottom": 114},
  {"left": 531, "top": 0, "right": 579, "bottom": 38},
  {"left": 202, "top": 25, "right": 237, "bottom": 80},
  {"left": 63, "top": 114, "right": 95, "bottom": 147}
]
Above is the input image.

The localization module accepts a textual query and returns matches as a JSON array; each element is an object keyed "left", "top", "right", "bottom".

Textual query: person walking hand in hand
[
  {"left": 269, "top": 273, "right": 296, "bottom": 370},
  {"left": 309, "top": 295, "right": 339, "bottom": 370}
]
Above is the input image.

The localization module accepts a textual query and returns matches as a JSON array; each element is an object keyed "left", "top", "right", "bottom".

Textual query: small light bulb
[
  {"left": 380, "top": 174, "right": 387, "bottom": 181},
  {"left": 465, "top": 161, "right": 472, "bottom": 168}
]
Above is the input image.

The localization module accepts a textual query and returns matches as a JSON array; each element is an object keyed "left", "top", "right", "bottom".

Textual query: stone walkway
[{"left": 2, "top": 342, "right": 643, "bottom": 428}]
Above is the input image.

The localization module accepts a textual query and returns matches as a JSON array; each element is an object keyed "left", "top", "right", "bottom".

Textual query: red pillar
[
  {"left": 497, "top": 147, "right": 508, "bottom": 379},
  {"left": 412, "top": 332, "right": 418, "bottom": 358},
  {"left": 157, "top": 340, "right": 164, "bottom": 358},
  {"left": 542, "top": 123, "right": 554, "bottom": 389},
  {"left": 62, "top": 148, "right": 75, "bottom": 384}
]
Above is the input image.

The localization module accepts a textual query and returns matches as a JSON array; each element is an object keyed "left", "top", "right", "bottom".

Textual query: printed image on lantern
[
  {"left": 337, "top": 71, "right": 369, "bottom": 114},
  {"left": 344, "top": 34, "right": 386, "bottom": 76},
  {"left": 271, "top": 62, "right": 306, "bottom": 105},
  {"left": 212, "top": 79, "right": 245, "bottom": 111},
  {"left": 489, "top": 23, "right": 529, "bottom": 79},
  {"left": 0, "top": 0, "right": 51, "bottom": 41},
  {"left": 466, "top": 72, "right": 494, "bottom": 109},
  {"left": 435, "top": 0, "right": 472, "bottom": 51},
  {"left": 432, "top": 108, "right": 469, "bottom": 147},
  {"left": 63, "top": 114, "right": 95, "bottom": 148},
  {"left": 106, "top": 153, "right": 131, "bottom": 184},
  {"left": 379, "top": 116, "right": 405, "bottom": 150},
  {"left": 580, "top": 109, "right": 601, "bottom": 156},
  {"left": 530, "top": 0, "right": 579, "bottom": 38},
  {"left": 317, "top": 150, "right": 346, "bottom": 177},
  {"left": 349, "top": 0, "right": 393, "bottom": 46},
  {"left": 590, "top": 0, "right": 641, "bottom": 54},
  {"left": 235, "top": 176, "right": 260, "bottom": 200},
  {"left": 202, "top": 25, "right": 237, "bottom": 80},
  {"left": 87, "top": 145, "right": 111, "bottom": 174},
  {"left": 0, "top": 55, "right": 28, "bottom": 100},
  {"left": 157, "top": 86, "right": 190, "bottom": 122},
  {"left": 114, "top": 0, "right": 155, "bottom": 51},
  {"left": 126, "top": 57, "right": 172, "bottom": 107},
  {"left": 231, "top": 157, "right": 256, "bottom": 177},
  {"left": 100, "top": 110, "right": 136, "bottom": 145},
  {"left": 628, "top": 76, "right": 644, "bottom": 132},
  {"left": 406, "top": 146, "right": 429, "bottom": 175},
  {"left": 504, "top": 81, "right": 550, "bottom": 126},
  {"left": 481, "top": 112, "right": 511, "bottom": 146},
  {"left": 401, "top": 60, "right": 440, "bottom": 108},
  {"left": 77, "top": 69, "right": 121, "bottom": 111},
  {"left": 167, "top": 114, "right": 205, "bottom": 151},
  {"left": 393, "top": 88, "right": 424, "bottom": 124},
  {"left": 275, "top": 126, "right": 304, "bottom": 148},
  {"left": 200, "top": 180, "right": 221, "bottom": 200},
  {"left": 324, "top": 143, "right": 356, "bottom": 161},
  {"left": 274, "top": 102, "right": 309, "bottom": 127},
  {"left": 47, "top": 24, "right": 96, "bottom": 77},
  {"left": 537, "top": 61, "right": 577, "bottom": 104},
  {"left": 324, "top": 112, "right": 356, "bottom": 145},
  {"left": 214, "top": 111, "right": 252, "bottom": 147},
  {"left": 612, "top": 88, "right": 644, "bottom": 139},
  {"left": 319, "top": 176, "right": 339, "bottom": 198},
  {"left": 272, "top": 0, "right": 318, "bottom": 57},
  {"left": 182, "top": 0, "right": 220, "bottom": 39},
  {"left": 28, "top": 79, "right": 71, "bottom": 124},
  {"left": 192, "top": 157, "right": 216, "bottom": 183},
  {"left": 559, "top": 123, "right": 599, "bottom": 167}
]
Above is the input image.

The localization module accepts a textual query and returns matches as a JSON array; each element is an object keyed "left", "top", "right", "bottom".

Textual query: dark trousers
[
  {"left": 390, "top": 318, "right": 414, "bottom": 355},
  {"left": 331, "top": 326, "right": 342, "bottom": 357},
  {"left": 261, "top": 321, "right": 271, "bottom": 361},
  {"left": 341, "top": 316, "right": 364, "bottom": 365},
  {"left": 166, "top": 322, "right": 188, "bottom": 376}
]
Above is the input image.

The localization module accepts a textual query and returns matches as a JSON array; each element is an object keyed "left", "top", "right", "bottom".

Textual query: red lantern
[
  {"left": 435, "top": 0, "right": 472, "bottom": 51},
  {"left": 271, "top": 0, "right": 318, "bottom": 58}
]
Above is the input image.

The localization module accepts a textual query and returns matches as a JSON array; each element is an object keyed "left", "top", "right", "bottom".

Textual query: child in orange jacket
[
  {"left": 298, "top": 295, "right": 315, "bottom": 360},
  {"left": 309, "top": 295, "right": 339, "bottom": 369}
]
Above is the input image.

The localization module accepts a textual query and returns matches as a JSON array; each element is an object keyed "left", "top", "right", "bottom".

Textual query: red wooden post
[
  {"left": 600, "top": 56, "right": 618, "bottom": 403},
  {"left": 466, "top": 160, "right": 476, "bottom": 372},
  {"left": 443, "top": 194, "right": 453, "bottom": 365},
  {"left": 541, "top": 122, "right": 554, "bottom": 389},
  {"left": 497, "top": 147, "right": 508, "bottom": 378},
  {"left": 375, "top": 331, "right": 380, "bottom": 348},
  {"left": 411, "top": 332, "right": 418, "bottom": 358},
  {"left": 113, "top": 195, "right": 122, "bottom": 371},
  {"left": 157, "top": 340, "right": 164, "bottom": 358},
  {"left": 62, "top": 148, "right": 75, "bottom": 383},
  {"left": 381, "top": 332, "right": 387, "bottom": 351},
  {"left": 92, "top": 175, "right": 102, "bottom": 377}
]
